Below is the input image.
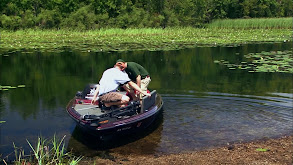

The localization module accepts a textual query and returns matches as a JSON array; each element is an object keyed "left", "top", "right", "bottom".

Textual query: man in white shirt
[{"left": 91, "top": 64, "right": 150, "bottom": 108}]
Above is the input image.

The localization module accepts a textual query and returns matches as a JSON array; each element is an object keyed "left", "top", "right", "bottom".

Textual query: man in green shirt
[{"left": 116, "top": 59, "right": 151, "bottom": 100}]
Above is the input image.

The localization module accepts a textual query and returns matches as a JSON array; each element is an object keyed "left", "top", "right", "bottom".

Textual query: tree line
[{"left": 0, "top": 0, "right": 292, "bottom": 30}]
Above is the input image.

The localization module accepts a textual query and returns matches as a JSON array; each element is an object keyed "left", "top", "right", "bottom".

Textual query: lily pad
[{"left": 214, "top": 50, "right": 293, "bottom": 73}]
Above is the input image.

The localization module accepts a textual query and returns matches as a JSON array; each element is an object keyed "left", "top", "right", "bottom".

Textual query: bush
[
  {"left": 36, "top": 9, "right": 62, "bottom": 29},
  {"left": 95, "top": 13, "right": 110, "bottom": 28},
  {"left": 22, "top": 10, "right": 36, "bottom": 28},
  {"left": 130, "top": 7, "right": 152, "bottom": 28},
  {"left": 60, "top": 5, "right": 97, "bottom": 30},
  {"left": 0, "top": 14, "right": 21, "bottom": 30},
  {"left": 162, "top": 9, "right": 180, "bottom": 27}
]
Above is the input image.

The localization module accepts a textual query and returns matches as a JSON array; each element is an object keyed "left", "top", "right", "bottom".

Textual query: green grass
[
  {"left": 207, "top": 17, "right": 292, "bottom": 29},
  {"left": 0, "top": 19, "right": 292, "bottom": 53},
  {"left": 7, "top": 135, "right": 82, "bottom": 165}
]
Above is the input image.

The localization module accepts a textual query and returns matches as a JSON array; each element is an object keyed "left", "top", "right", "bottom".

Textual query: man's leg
[
  {"left": 139, "top": 77, "right": 151, "bottom": 99},
  {"left": 123, "top": 84, "right": 138, "bottom": 101},
  {"left": 99, "top": 92, "right": 130, "bottom": 107}
]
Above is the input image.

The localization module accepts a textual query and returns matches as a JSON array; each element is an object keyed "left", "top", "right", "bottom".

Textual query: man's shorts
[{"left": 99, "top": 92, "right": 122, "bottom": 103}]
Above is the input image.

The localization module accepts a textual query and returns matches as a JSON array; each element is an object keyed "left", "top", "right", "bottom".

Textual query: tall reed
[{"left": 207, "top": 17, "right": 292, "bottom": 29}]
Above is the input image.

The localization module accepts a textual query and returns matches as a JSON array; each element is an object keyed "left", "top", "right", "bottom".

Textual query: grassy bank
[{"left": 0, "top": 27, "right": 291, "bottom": 53}]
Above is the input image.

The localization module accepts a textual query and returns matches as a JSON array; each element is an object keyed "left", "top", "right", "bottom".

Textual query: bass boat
[{"left": 66, "top": 84, "right": 163, "bottom": 139}]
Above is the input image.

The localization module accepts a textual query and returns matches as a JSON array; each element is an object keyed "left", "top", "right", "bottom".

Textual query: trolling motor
[{"left": 75, "top": 91, "right": 83, "bottom": 98}]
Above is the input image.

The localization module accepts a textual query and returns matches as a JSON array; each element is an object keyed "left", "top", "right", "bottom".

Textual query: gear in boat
[{"left": 66, "top": 84, "right": 163, "bottom": 137}]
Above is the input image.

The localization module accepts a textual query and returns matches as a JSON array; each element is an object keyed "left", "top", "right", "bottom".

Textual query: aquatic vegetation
[
  {"left": 214, "top": 50, "right": 293, "bottom": 73},
  {"left": 0, "top": 85, "right": 25, "bottom": 91},
  {"left": 0, "top": 27, "right": 291, "bottom": 53}
]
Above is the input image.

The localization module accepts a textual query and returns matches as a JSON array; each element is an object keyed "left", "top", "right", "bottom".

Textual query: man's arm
[
  {"left": 136, "top": 75, "right": 141, "bottom": 87},
  {"left": 91, "top": 88, "right": 99, "bottom": 104},
  {"left": 127, "top": 81, "right": 150, "bottom": 97}
]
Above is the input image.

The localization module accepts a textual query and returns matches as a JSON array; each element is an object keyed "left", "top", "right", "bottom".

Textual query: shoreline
[{"left": 80, "top": 135, "right": 293, "bottom": 164}]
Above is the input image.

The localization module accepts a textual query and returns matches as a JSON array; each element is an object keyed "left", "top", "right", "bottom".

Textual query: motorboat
[{"left": 66, "top": 84, "right": 163, "bottom": 139}]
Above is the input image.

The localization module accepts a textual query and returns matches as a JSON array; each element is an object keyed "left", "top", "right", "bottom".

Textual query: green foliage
[
  {"left": 129, "top": 7, "right": 150, "bottom": 28},
  {"left": 60, "top": 5, "right": 97, "bottom": 30},
  {"left": 12, "top": 135, "right": 83, "bottom": 164},
  {"left": 207, "top": 17, "right": 292, "bottom": 29},
  {"left": 162, "top": 9, "right": 180, "bottom": 27},
  {"left": 36, "top": 9, "right": 62, "bottom": 29},
  {"left": 22, "top": 10, "right": 35, "bottom": 28},
  {"left": 239, "top": 0, "right": 291, "bottom": 18},
  {"left": 0, "top": 14, "right": 21, "bottom": 30},
  {"left": 0, "top": 0, "right": 292, "bottom": 30},
  {"left": 3, "top": 2, "right": 19, "bottom": 15}
]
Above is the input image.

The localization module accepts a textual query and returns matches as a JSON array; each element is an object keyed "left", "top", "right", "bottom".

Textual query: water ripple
[{"left": 157, "top": 92, "right": 293, "bottom": 153}]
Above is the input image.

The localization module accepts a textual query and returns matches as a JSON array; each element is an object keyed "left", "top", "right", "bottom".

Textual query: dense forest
[{"left": 0, "top": 0, "right": 292, "bottom": 30}]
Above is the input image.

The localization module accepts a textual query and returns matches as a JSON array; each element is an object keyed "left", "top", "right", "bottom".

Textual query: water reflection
[{"left": 0, "top": 42, "right": 292, "bottom": 160}]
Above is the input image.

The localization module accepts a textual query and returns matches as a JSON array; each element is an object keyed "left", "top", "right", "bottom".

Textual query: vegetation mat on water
[
  {"left": 0, "top": 28, "right": 291, "bottom": 53},
  {"left": 214, "top": 50, "right": 293, "bottom": 73}
]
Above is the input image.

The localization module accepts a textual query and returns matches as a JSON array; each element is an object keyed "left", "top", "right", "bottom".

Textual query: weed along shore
[{"left": 1, "top": 28, "right": 291, "bottom": 53}]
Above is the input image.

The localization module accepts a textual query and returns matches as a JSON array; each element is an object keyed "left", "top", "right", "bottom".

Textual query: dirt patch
[{"left": 80, "top": 135, "right": 293, "bottom": 165}]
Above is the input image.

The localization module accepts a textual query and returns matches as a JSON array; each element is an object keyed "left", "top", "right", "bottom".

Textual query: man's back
[
  {"left": 125, "top": 62, "right": 149, "bottom": 81},
  {"left": 99, "top": 67, "right": 130, "bottom": 95}
]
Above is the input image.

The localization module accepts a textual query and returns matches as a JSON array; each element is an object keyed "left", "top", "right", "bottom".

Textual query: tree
[
  {"left": 36, "top": 9, "right": 62, "bottom": 28},
  {"left": 60, "top": 5, "right": 96, "bottom": 30},
  {"left": 0, "top": 0, "right": 292, "bottom": 30}
]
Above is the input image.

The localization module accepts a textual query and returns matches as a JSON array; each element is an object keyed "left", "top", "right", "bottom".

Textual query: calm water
[{"left": 0, "top": 42, "right": 292, "bottom": 159}]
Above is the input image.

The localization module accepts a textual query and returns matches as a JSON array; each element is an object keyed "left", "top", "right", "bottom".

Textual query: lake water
[{"left": 0, "top": 42, "right": 292, "bottom": 160}]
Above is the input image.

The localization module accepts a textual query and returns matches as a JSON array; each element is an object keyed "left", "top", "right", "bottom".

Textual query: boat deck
[
  {"left": 72, "top": 90, "right": 158, "bottom": 120},
  {"left": 74, "top": 104, "right": 104, "bottom": 116}
]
